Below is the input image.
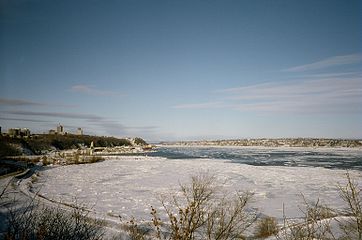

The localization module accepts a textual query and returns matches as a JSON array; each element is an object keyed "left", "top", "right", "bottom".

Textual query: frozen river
[
  {"left": 150, "top": 146, "right": 362, "bottom": 170},
  {"left": 33, "top": 147, "right": 362, "bottom": 225}
]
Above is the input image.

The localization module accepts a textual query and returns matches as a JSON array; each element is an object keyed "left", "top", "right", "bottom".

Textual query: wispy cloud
[
  {"left": 3, "top": 110, "right": 125, "bottom": 135},
  {"left": 0, "top": 98, "right": 46, "bottom": 106},
  {"left": 125, "top": 126, "right": 158, "bottom": 131},
  {"left": 0, "top": 117, "right": 50, "bottom": 123},
  {"left": 0, "top": 97, "right": 76, "bottom": 108},
  {"left": 296, "top": 72, "right": 362, "bottom": 79},
  {"left": 70, "top": 84, "right": 125, "bottom": 97},
  {"left": 4, "top": 110, "right": 103, "bottom": 120},
  {"left": 172, "top": 101, "right": 224, "bottom": 109},
  {"left": 174, "top": 72, "right": 362, "bottom": 114},
  {"left": 223, "top": 77, "right": 361, "bottom": 100},
  {"left": 223, "top": 74, "right": 362, "bottom": 113},
  {"left": 283, "top": 53, "right": 362, "bottom": 72},
  {"left": 87, "top": 119, "right": 159, "bottom": 137},
  {"left": 2, "top": 109, "right": 157, "bottom": 137},
  {"left": 86, "top": 118, "right": 127, "bottom": 136}
]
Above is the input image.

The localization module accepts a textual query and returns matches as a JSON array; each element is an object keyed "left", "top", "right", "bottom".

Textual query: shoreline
[
  {"left": 158, "top": 138, "right": 362, "bottom": 149},
  {"left": 157, "top": 144, "right": 362, "bottom": 151}
]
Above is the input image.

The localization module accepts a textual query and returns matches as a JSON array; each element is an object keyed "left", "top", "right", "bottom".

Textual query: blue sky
[{"left": 1, "top": 0, "right": 361, "bottom": 141}]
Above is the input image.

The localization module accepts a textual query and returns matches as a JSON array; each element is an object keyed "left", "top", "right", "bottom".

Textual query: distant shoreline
[
  {"left": 159, "top": 138, "right": 362, "bottom": 149},
  {"left": 157, "top": 144, "right": 362, "bottom": 152}
]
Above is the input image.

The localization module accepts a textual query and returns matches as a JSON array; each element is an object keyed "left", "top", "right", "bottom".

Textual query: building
[
  {"left": 57, "top": 124, "right": 64, "bottom": 135},
  {"left": 8, "top": 128, "right": 30, "bottom": 137},
  {"left": 21, "top": 128, "right": 30, "bottom": 137},
  {"left": 49, "top": 129, "right": 56, "bottom": 134},
  {"left": 76, "top": 128, "right": 83, "bottom": 135},
  {"left": 8, "top": 128, "right": 21, "bottom": 137},
  {"left": 49, "top": 124, "right": 66, "bottom": 135}
]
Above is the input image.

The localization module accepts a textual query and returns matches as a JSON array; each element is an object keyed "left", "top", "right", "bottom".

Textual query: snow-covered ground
[{"left": 33, "top": 155, "right": 362, "bottom": 226}]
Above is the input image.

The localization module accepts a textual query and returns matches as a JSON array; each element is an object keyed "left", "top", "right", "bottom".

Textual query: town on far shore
[{"left": 161, "top": 138, "right": 362, "bottom": 148}]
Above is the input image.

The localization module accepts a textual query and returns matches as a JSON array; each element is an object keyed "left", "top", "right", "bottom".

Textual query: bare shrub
[
  {"left": 4, "top": 201, "right": 105, "bottom": 240},
  {"left": 254, "top": 216, "right": 279, "bottom": 238},
  {"left": 145, "top": 173, "right": 255, "bottom": 240},
  {"left": 276, "top": 172, "right": 361, "bottom": 240},
  {"left": 305, "top": 203, "right": 335, "bottom": 222},
  {"left": 337, "top": 172, "right": 362, "bottom": 240},
  {"left": 276, "top": 198, "right": 337, "bottom": 240},
  {"left": 205, "top": 191, "right": 254, "bottom": 239},
  {"left": 122, "top": 218, "right": 152, "bottom": 240}
]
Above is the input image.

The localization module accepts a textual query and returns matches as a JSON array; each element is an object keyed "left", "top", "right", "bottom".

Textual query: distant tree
[
  {"left": 96, "top": 139, "right": 107, "bottom": 147},
  {"left": 0, "top": 140, "right": 21, "bottom": 157},
  {"left": 134, "top": 137, "right": 147, "bottom": 146},
  {"left": 51, "top": 139, "right": 65, "bottom": 150}
]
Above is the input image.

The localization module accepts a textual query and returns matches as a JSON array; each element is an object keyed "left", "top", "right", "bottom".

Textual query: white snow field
[{"left": 33, "top": 155, "right": 362, "bottom": 227}]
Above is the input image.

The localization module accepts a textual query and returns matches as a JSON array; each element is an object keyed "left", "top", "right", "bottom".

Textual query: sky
[{"left": 1, "top": 0, "right": 361, "bottom": 141}]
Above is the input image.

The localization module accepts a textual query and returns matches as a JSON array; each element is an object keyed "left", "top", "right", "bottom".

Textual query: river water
[{"left": 149, "top": 146, "right": 362, "bottom": 170}]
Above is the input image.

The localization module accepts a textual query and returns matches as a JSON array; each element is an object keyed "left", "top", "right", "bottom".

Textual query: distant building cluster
[
  {"left": 0, "top": 124, "right": 84, "bottom": 138},
  {"left": 48, "top": 124, "right": 83, "bottom": 136},
  {"left": 7, "top": 128, "right": 31, "bottom": 138}
]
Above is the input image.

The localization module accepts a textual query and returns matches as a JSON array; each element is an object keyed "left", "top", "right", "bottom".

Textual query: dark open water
[{"left": 148, "top": 146, "right": 362, "bottom": 170}]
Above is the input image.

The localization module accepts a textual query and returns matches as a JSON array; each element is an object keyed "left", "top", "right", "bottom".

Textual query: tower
[{"left": 57, "top": 124, "right": 64, "bottom": 135}]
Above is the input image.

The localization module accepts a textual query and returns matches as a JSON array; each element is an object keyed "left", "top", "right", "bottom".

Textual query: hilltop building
[
  {"left": 48, "top": 124, "right": 83, "bottom": 135},
  {"left": 49, "top": 129, "right": 56, "bottom": 134},
  {"left": 8, "top": 128, "right": 20, "bottom": 137},
  {"left": 57, "top": 124, "right": 64, "bottom": 135},
  {"left": 76, "top": 128, "right": 83, "bottom": 135},
  {"left": 48, "top": 124, "right": 65, "bottom": 135},
  {"left": 21, "top": 128, "right": 31, "bottom": 137},
  {"left": 8, "top": 128, "right": 30, "bottom": 137}
]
